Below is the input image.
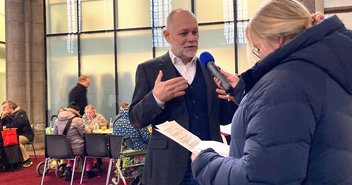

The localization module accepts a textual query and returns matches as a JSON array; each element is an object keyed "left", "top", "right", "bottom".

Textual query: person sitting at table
[
  {"left": 82, "top": 104, "right": 108, "bottom": 133},
  {"left": 82, "top": 104, "right": 106, "bottom": 171},
  {"left": 53, "top": 104, "right": 97, "bottom": 181},
  {"left": 113, "top": 103, "right": 150, "bottom": 151},
  {"left": 0, "top": 100, "right": 34, "bottom": 168}
]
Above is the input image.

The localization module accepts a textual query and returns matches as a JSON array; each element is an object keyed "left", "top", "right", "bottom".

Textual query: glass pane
[
  {"left": 0, "top": 44, "right": 5, "bottom": 102},
  {"left": 116, "top": 0, "right": 151, "bottom": 28},
  {"left": 46, "top": 35, "right": 78, "bottom": 121},
  {"left": 237, "top": 43, "right": 254, "bottom": 73},
  {"left": 242, "top": 0, "right": 263, "bottom": 72},
  {"left": 155, "top": 43, "right": 169, "bottom": 57},
  {"left": 81, "top": 0, "right": 114, "bottom": 31},
  {"left": 80, "top": 32, "right": 116, "bottom": 119},
  {"left": 0, "top": 0, "right": 4, "bottom": 42},
  {"left": 117, "top": 30, "right": 153, "bottom": 104},
  {"left": 150, "top": 0, "right": 169, "bottom": 49},
  {"left": 248, "top": 0, "right": 264, "bottom": 18},
  {"left": 198, "top": 24, "right": 236, "bottom": 73},
  {"left": 170, "top": 0, "right": 191, "bottom": 10},
  {"left": 46, "top": 0, "right": 78, "bottom": 34},
  {"left": 195, "top": 0, "right": 224, "bottom": 23},
  {"left": 237, "top": 0, "right": 249, "bottom": 20}
]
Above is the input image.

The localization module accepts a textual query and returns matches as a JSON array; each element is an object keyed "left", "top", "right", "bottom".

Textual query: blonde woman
[{"left": 191, "top": 0, "right": 352, "bottom": 184}]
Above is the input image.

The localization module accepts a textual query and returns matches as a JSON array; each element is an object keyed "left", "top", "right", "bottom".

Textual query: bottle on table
[{"left": 109, "top": 117, "right": 113, "bottom": 129}]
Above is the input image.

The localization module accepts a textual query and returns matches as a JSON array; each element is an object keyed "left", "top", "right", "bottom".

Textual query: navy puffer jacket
[{"left": 192, "top": 15, "right": 352, "bottom": 185}]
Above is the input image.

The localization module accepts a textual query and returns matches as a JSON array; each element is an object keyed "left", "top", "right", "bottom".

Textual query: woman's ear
[{"left": 277, "top": 37, "right": 286, "bottom": 48}]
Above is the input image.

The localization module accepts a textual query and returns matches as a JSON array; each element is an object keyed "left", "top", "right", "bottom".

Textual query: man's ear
[{"left": 163, "top": 28, "right": 171, "bottom": 43}]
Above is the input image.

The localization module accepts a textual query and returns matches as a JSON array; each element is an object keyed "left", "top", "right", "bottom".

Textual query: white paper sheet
[
  {"left": 156, "top": 120, "right": 201, "bottom": 151},
  {"left": 220, "top": 123, "right": 232, "bottom": 135},
  {"left": 156, "top": 121, "right": 229, "bottom": 157}
]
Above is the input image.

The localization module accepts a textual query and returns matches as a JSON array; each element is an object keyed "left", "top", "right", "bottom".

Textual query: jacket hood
[
  {"left": 57, "top": 108, "right": 80, "bottom": 121},
  {"left": 242, "top": 15, "right": 352, "bottom": 94}
]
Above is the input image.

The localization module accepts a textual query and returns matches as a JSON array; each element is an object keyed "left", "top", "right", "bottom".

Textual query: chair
[
  {"left": 24, "top": 125, "right": 37, "bottom": 161},
  {"left": 41, "top": 134, "right": 79, "bottom": 185},
  {"left": 106, "top": 135, "right": 126, "bottom": 185},
  {"left": 80, "top": 133, "right": 109, "bottom": 184},
  {"left": 24, "top": 140, "right": 37, "bottom": 161}
]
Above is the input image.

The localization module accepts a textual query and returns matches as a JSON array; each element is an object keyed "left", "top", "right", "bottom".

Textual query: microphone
[{"left": 199, "top": 52, "right": 232, "bottom": 92}]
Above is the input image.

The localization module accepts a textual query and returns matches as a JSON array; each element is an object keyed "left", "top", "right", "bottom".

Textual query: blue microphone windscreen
[{"left": 199, "top": 51, "right": 215, "bottom": 66}]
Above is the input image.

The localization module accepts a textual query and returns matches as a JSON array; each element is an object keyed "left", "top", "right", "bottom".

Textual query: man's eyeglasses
[{"left": 252, "top": 47, "right": 261, "bottom": 59}]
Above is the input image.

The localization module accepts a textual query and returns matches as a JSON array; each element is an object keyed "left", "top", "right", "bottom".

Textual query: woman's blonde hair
[{"left": 246, "top": 0, "right": 313, "bottom": 48}]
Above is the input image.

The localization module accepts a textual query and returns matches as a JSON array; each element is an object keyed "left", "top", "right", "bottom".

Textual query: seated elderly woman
[
  {"left": 82, "top": 104, "right": 108, "bottom": 133},
  {"left": 54, "top": 104, "right": 98, "bottom": 180}
]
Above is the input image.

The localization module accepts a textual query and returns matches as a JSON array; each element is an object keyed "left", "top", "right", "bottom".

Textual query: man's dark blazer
[
  {"left": 68, "top": 83, "right": 87, "bottom": 116},
  {"left": 129, "top": 52, "right": 236, "bottom": 185}
]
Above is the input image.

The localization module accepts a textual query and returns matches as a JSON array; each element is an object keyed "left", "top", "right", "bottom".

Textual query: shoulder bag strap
[{"left": 62, "top": 116, "right": 76, "bottom": 135}]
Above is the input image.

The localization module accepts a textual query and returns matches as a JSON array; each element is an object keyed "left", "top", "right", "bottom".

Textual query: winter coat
[
  {"left": 112, "top": 108, "right": 150, "bottom": 151},
  {"left": 0, "top": 107, "right": 34, "bottom": 141},
  {"left": 192, "top": 15, "right": 352, "bottom": 185},
  {"left": 82, "top": 112, "right": 108, "bottom": 132},
  {"left": 68, "top": 83, "right": 88, "bottom": 116},
  {"left": 53, "top": 108, "right": 85, "bottom": 156}
]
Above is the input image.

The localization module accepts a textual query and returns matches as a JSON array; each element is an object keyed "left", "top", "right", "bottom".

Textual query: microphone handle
[{"left": 207, "top": 62, "right": 232, "bottom": 92}]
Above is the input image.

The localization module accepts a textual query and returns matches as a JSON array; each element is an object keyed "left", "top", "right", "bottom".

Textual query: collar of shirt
[{"left": 168, "top": 50, "right": 197, "bottom": 84}]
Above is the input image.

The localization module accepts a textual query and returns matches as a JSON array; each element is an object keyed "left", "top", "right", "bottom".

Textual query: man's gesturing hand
[{"left": 153, "top": 70, "right": 189, "bottom": 102}]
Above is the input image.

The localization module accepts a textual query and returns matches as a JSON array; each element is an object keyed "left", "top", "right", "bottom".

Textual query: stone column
[{"left": 5, "top": 0, "right": 45, "bottom": 149}]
